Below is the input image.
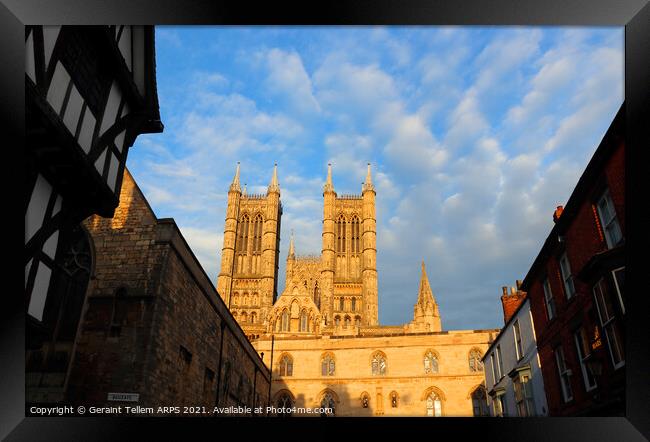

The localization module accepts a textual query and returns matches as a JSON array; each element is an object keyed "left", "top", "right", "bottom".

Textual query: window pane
[
  {"left": 606, "top": 322, "right": 625, "bottom": 365},
  {"left": 613, "top": 268, "right": 625, "bottom": 313}
]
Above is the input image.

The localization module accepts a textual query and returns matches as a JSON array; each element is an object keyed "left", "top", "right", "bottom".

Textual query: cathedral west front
[{"left": 217, "top": 162, "right": 499, "bottom": 416}]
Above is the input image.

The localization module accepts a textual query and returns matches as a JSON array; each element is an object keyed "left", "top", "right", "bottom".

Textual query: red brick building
[
  {"left": 520, "top": 104, "right": 625, "bottom": 416},
  {"left": 27, "top": 170, "right": 271, "bottom": 415}
]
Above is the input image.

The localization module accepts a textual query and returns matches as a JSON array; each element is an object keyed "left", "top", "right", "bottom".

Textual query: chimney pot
[
  {"left": 553, "top": 205, "right": 564, "bottom": 223},
  {"left": 502, "top": 286, "right": 509, "bottom": 297},
  {"left": 516, "top": 280, "right": 523, "bottom": 290}
]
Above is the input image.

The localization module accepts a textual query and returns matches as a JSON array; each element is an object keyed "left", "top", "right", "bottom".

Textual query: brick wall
[
  {"left": 526, "top": 134, "right": 625, "bottom": 416},
  {"left": 66, "top": 170, "right": 270, "bottom": 415}
]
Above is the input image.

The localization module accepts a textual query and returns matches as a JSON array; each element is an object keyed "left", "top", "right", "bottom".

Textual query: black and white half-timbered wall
[{"left": 25, "top": 26, "right": 163, "bottom": 402}]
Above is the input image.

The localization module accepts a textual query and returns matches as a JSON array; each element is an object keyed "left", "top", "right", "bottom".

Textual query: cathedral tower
[
  {"left": 321, "top": 163, "right": 378, "bottom": 328},
  {"left": 217, "top": 163, "right": 282, "bottom": 337}
]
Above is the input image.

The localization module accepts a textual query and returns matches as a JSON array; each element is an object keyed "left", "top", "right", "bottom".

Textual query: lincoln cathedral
[{"left": 217, "top": 162, "right": 499, "bottom": 416}]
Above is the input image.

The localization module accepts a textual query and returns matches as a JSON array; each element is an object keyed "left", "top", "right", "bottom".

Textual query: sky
[{"left": 126, "top": 26, "right": 623, "bottom": 331}]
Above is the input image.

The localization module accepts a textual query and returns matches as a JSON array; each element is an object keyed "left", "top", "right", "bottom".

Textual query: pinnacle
[
  {"left": 268, "top": 163, "right": 280, "bottom": 194},
  {"left": 362, "top": 162, "right": 375, "bottom": 193},
  {"left": 323, "top": 163, "right": 335, "bottom": 193},
  {"left": 417, "top": 260, "right": 436, "bottom": 307},
  {"left": 229, "top": 162, "right": 242, "bottom": 193}
]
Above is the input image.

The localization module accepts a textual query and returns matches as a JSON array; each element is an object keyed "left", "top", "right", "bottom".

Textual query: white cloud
[
  {"left": 444, "top": 87, "right": 489, "bottom": 151},
  {"left": 384, "top": 114, "right": 448, "bottom": 174},
  {"left": 178, "top": 226, "right": 223, "bottom": 281},
  {"left": 265, "top": 48, "right": 320, "bottom": 114}
]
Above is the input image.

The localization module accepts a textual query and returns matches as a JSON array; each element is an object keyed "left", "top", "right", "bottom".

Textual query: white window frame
[
  {"left": 559, "top": 252, "right": 576, "bottom": 299},
  {"left": 596, "top": 189, "right": 623, "bottom": 249},
  {"left": 554, "top": 346, "right": 573, "bottom": 403},
  {"left": 573, "top": 328, "right": 597, "bottom": 392},
  {"left": 495, "top": 392, "right": 507, "bottom": 417},
  {"left": 513, "top": 371, "right": 536, "bottom": 417},
  {"left": 496, "top": 345, "right": 503, "bottom": 380},
  {"left": 513, "top": 320, "right": 523, "bottom": 361},
  {"left": 490, "top": 354, "right": 497, "bottom": 386},
  {"left": 593, "top": 277, "right": 625, "bottom": 370},
  {"left": 542, "top": 277, "right": 556, "bottom": 321},
  {"left": 611, "top": 267, "right": 625, "bottom": 315}
]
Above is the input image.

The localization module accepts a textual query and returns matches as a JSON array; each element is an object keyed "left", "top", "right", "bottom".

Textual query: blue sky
[{"left": 126, "top": 26, "right": 623, "bottom": 330}]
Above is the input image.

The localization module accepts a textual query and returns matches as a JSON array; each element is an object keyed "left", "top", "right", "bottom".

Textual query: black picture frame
[{"left": 4, "top": 0, "right": 649, "bottom": 440}]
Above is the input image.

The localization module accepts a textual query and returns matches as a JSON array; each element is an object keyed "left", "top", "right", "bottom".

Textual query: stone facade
[
  {"left": 217, "top": 163, "right": 500, "bottom": 416},
  {"left": 256, "top": 330, "right": 496, "bottom": 416},
  {"left": 61, "top": 170, "right": 270, "bottom": 414}
]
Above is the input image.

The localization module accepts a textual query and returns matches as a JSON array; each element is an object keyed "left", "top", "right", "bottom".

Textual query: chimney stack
[
  {"left": 553, "top": 205, "right": 564, "bottom": 223},
  {"left": 500, "top": 282, "right": 527, "bottom": 324}
]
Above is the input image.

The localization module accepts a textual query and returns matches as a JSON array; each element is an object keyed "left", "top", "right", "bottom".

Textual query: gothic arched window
[
  {"left": 344, "top": 316, "right": 351, "bottom": 327},
  {"left": 300, "top": 310, "right": 308, "bottom": 332},
  {"left": 390, "top": 391, "right": 399, "bottom": 408},
  {"left": 355, "top": 316, "right": 361, "bottom": 327},
  {"left": 424, "top": 350, "right": 439, "bottom": 374},
  {"left": 253, "top": 214, "right": 263, "bottom": 254},
  {"left": 426, "top": 391, "right": 442, "bottom": 417},
  {"left": 276, "top": 392, "right": 294, "bottom": 416},
  {"left": 335, "top": 316, "right": 341, "bottom": 327},
  {"left": 361, "top": 392, "right": 370, "bottom": 408},
  {"left": 372, "top": 352, "right": 387, "bottom": 376},
  {"left": 321, "top": 353, "right": 335, "bottom": 376},
  {"left": 351, "top": 297, "right": 356, "bottom": 311},
  {"left": 471, "top": 386, "right": 489, "bottom": 416},
  {"left": 241, "top": 311, "right": 248, "bottom": 323},
  {"left": 237, "top": 215, "right": 250, "bottom": 254},
  {"left": 336, "top": 215, "right": 346, "bottom": 253},
  {"left": 339, "top": 297, "right": 344, "bottom": 311},
  {"left": 232, "top": 292, "right": 240, "bottom": 306},
  {"left": 469, "top": 348, "right": 484, "bottom": 372},
  {"left": 250, "top": 312, "right": 257, "bottom": 324},
  {"left": 351, "top": 216, "right": 360, "bottom": 253},
  {"left": 281, "top": 309, "right": 289, "bottom": 332},
  {"left": 279, "top": 354, "right": 293, "bottom": 376},
  {"left": 320, "top": 391, "right": 336, "bottom": 416}
]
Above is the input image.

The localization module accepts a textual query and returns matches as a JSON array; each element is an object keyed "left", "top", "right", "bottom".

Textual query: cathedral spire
[
  {"left": 323, "top": 163, "right": 335, "bottom": 193},
  {"left": 268, "top": 163, "right": 280, "bottom": 194},
  {"left": 409, "top": 260, "right": 442, "bottom": 332},
  {"left": 288, "top": 229, "right": 295, "bottom": 258},
  {"left": 229, "top": 162, "right": 241, "bottom": 193},
  {"left": 417, "top": 260, "right": 436, "bottom": 306},
  {"left": 362, "top": 162, "right": 375, "bottom": 193}
]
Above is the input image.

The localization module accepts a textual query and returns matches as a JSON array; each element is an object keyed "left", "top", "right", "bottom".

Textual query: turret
[
  {"left": 321, "top": 163, "right": 336, "bottom": 326},
  {"left": 263, "top": 163, "right": 281, "bottom": 305},
  {"left": 217, "top": 162, "right": 243, "bottom": 305},
  {"left": 362, "top": 163, "right": 378, "bottom": 325}
]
